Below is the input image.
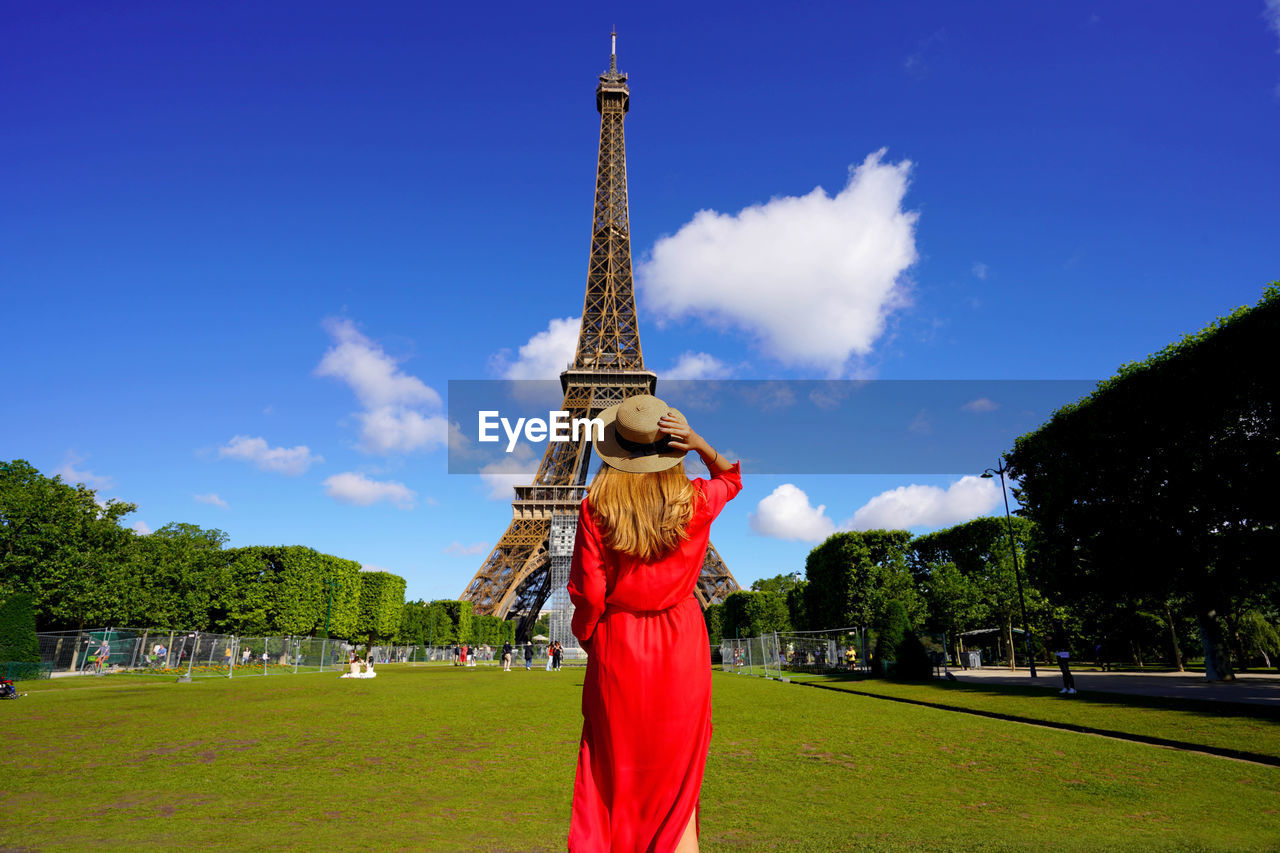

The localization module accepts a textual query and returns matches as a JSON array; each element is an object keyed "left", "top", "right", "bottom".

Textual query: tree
[
  {"left": 910, "top": 517, "right": 1045, "bottom": 669},
  {"left": 871, "top": 600, "right": 910, "bottom": 677},
  {"left": 432, "top": 600, "right": 473, "bottom": 645},
  {"left": 1009, "top": 284, "right": 1280, "bottom": 681},
  {"left": 356, "top": 571, "right": 407, "bottom": 646},
  {"left": 804, "top": 530, "right": 921, "bottom": 632},
  {"left": 140, "top": 523, "right": 231, "bottom": 631},
  {"left": 785, "top": 581, "right": 809, "bottom": 631},
  {"left": 0, "top": 460, "right": 414, "bottom": 641},
  {"left": 0, "top": 459, "right": 140, "bottom": 630},
  {"left": 703, "top": 603, "right": 723, "bottom": 646},
  {"left": 914, "top": 561, "right": 981, "bottom": 665},
  {"left": 721, "top": 590, "right": 790, "bottom": 639},
  {"left": 471, "top": 613, "right": 515, "bottom": 647},
  {"left": 0, "top": 593, "right": 40, "bottom": 663},
  {"left": 1236, "top": 610, "right": 1280, "bottom": 671},
  {"left": 750, "top": 573, "right": 802, "bottom": 595},
  {"left": 892, "top": 631, "right": 935, "bottom": 681}
]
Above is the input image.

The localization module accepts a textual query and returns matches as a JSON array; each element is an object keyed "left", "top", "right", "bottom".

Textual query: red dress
[{"left": 567, "top": 463, "right": 743, "bottom": 852}]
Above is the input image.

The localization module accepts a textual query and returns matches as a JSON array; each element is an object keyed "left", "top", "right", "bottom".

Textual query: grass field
[
  {"left": 787, "top": 673, "right": 1280, "bottom": 763},
  {"left": 4, "top": 666, "right": 1280, "bottom": 852}
]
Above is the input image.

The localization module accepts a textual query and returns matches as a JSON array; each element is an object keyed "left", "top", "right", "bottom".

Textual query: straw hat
[{"left": 593, "top": 394, "right": 688, "bottom": 473}]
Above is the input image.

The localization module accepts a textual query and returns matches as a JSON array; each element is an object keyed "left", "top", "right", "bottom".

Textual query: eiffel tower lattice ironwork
[{"left": 459, "top": 36, "right": 740, "bottom": 640}]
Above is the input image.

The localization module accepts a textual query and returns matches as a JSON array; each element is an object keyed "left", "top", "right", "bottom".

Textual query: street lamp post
[{"left": 982, "top": 456, "right": 1037, "bottom": 678}]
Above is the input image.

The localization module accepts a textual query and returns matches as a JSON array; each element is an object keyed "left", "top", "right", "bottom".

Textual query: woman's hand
[
  {"left": 658, "top": 412, "right": 733, "bottom": 473},
  {"left": 657, "top": 413, "right": 705, "bottom": 454}
]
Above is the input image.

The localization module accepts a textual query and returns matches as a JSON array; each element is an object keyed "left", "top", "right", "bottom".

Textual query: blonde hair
[{"left": 588, "top": 463, "right": 699, "bottom": 560}]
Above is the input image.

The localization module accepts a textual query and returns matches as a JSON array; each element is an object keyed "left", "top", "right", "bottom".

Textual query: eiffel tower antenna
[{"left": 459, "top": 39, "right": 740, "bottom": 642}]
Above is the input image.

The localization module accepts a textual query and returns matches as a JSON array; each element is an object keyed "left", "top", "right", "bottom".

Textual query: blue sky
[{"left": 4, "top": 2, "right": 1278, "bottom": 602}]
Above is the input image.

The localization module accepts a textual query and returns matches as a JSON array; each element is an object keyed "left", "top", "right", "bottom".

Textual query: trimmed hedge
[
  {"left": 0, "top": 593, "right": 40, "bottom": 663},
  {"left": 357, "top": 571, "right": 407, "bottom": 644}
]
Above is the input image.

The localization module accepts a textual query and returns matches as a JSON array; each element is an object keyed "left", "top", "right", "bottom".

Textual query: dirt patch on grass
[
  {"left": 145, "top": 740, "right": 205, "bottom": 756},
  {"left": 798, "top": 743, "right": 858, "bottom": 771}
]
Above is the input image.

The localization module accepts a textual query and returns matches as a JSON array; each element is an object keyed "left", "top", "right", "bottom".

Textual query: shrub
[
  {"left": 0, "top": 593, "right": 40, "bottom": 663},
  {"left": 891, "top": 631, "right": 935, "bottom": 680},
  {"left": 872, "top": 600, "right": 909, "bottom": 677}
]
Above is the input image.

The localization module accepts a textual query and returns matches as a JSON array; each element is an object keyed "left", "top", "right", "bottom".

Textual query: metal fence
[
  {"left": 3, "top": 661, "right": 54, "bottom": 681},
  {"left": 34, "top": 628, "right": 417, "bottom": 679},
  {"left": 718, "top": 628, "right": 873, "bottom": 678},
  {"left": 410, "top": 644, "right": 585, "bottom": 668}
]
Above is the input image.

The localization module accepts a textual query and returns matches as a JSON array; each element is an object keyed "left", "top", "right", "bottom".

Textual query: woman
[{"left": 568, "top": 394, "right": 741, "bottom": 853}]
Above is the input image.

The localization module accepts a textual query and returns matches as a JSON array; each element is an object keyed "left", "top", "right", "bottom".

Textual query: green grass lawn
[
  {"left": 785, "top": 672, "right": 1280, "bottom": 764},
  {"left": 3, "top": 666, "right": 1279, "bottom": 852}
]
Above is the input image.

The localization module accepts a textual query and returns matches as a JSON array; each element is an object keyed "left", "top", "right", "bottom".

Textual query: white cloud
[
  {"left": 749, "top": 484, "right": 837, "bottom": 542},
  {"left": 323, "top": 472, "right": 416, "bottom": 509},
  {"left": 904, "top": 30, "right": 947, "bottom": 79},
  {"left": 445, "top": 541, "right": 491, "bottom": 556},
  {"left": 356, "top": 408, "right": 449, "bottom": 455},
  {"left": 361, "top": 564, "right": 391, "bottom": 573},
  {"left": 53, "top": 451, "right": 114, "bottom": 490},
  {"left": 908, "top": 409, "right": 931, "bottom": 435},
  {"left": 1266, "top": 1, "right": 1280, "bottom": 47},
  {"left": 639, "top": 150, "right": 918, "bottom": 376},
  {"left": 961, "top": 397, "right": 999, "bottom": 413},
  {"left": 492, "top": 316, "right": 581, "bottom": 380},
  {"left": 663, "top": 351, "right": 731, "bottom": 380},
  {"left": 316, "top": 318, "right": 439, "bottom": 409},
  {"left": 478, "top": 447, "right": 540, "bottom": 501},
  {"left": 132, "top": 520, "right": 153, "bottom": 536},
  {"left": 842, "top": 476, "right": 1000, "bottom": 531},
  {"left": 194, "top": 492, "right": 229, "bottom": 508},
  {"left": 316, "top": 318, "right": 447, "bottom": 455},
  {"left": 971, "top": 262, "right": 989, "bottom": 280},
  {"left": 219, "top": 435, "right": 321, "bottom": 476}
]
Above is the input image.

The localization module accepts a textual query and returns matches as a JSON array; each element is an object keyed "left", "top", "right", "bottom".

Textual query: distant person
[
  {"left": 502, "top": 641, "right": 513, "bottom": 672},
  {"left": 567, "top": 396, "right": 741, "bottom": 852},
  {"left": 1057, "top": 649, "right": 1076, "bottom": 695},
  {"left": 553, "top": 641, "right": 563, "bottom": 672},
  {"left": 93, "top": 639, "right": 110, "bottom": 675},
  {"left": 546, "top": 644, "right": 555, "bottom": 672},
  {"left": 524, "top": 643, "right": 534, "bottom": 671},
  {"left": 242, "top": 647, "right": 251, "bottom": 666}
]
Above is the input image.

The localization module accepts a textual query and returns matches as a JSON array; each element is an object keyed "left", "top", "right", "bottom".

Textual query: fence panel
[
  {"left": 776, "top": 628, "right": 869, "bottom": 674},
  {"left": 34, "top": 629, "right": 371, "bottom": 679}
]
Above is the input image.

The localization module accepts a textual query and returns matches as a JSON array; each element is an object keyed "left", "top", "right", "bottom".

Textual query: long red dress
[{"left": 567, "top": 463, "right": 743, "bottom": 852}]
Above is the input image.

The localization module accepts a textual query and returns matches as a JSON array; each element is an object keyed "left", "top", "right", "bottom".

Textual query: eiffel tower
[{"left": 460, "top": 35, "right": 740, "bottom": 641}]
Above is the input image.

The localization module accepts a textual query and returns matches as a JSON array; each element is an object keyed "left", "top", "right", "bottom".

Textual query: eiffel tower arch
[{"left": 459, "top": 37, "right": 740, "bottom": 642}]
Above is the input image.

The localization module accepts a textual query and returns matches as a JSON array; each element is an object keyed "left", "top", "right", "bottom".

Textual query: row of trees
[
  {"left": 398, "top": 599, "right": 515, "bottom": 647},
  {"left": 707, "top": 285, "right": 1280, "bottom": 681},
  {"left": 0, "top": 460, "right": 407, "bottom": 646},
  {"left": 1008, "top": 283, "right": 1280, "bottom": 681},
  {"left": 706, "top": 518, "right": 1042, "bottom": 668}
]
